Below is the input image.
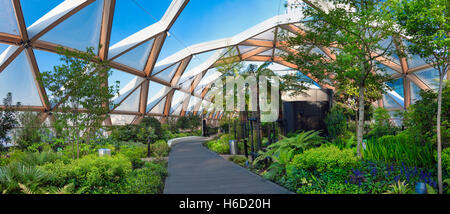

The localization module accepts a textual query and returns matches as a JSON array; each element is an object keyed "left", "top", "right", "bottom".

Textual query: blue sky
[{"left": 1, "top": 0, "right": 287, "bottom": 105}]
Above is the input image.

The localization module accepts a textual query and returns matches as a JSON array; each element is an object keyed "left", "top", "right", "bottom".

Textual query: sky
[{"left": 0, "top": 0, "right": 290, "bottom": 106}]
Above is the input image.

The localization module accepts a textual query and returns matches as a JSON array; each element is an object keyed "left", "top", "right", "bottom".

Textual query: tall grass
[{"left": 363, "top": 133, "right": 434, "bottom": 168}]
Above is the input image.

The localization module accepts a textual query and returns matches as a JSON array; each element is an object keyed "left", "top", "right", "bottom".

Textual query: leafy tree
[
  {"left": 402, "top": 81, "right": 450, "bottom": 145},
  {"left": 15, "top": 112, "right": 43, "bottom": 150},
  {"left": 284, "top": 0, "right": 399, "bottom": 157},
  {"left": 140, "top": 117, "right": 162, "bottom": 139},
  {"left": 39, "top": 46, "right": 119, "bottom": 159},
  {"left": 389, "top": 0, "right": 449, "bottom": 194},
  {"left": 187, "top": 115, "right": 201, "bottom": 132},
  {"left": 366, "top": 107, "right": 398, "bottom": 139},
  {"left": 176, "top": 116, "right": 191, "bottom": 130},
  {"left": 136, "top": 126, "right": 157, "bottom": 157},
  {"left": 324, "top": 104, "right": 348, "bottom": 140},
  {"left": 0, "top": 93, "right": 19, "bottom": 149}
]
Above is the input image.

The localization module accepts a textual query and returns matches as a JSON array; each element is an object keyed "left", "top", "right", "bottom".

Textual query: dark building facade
[{"left": 281, "top": 89, "right": 333, "bottom": 135}]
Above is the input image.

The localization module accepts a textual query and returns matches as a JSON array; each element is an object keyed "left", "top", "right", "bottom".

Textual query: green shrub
[
  {"left": 206, "top": 139, "right": 229, "bottom": 154},
  {"left": 363, "top": 131, "right": 434, "bottom": 168},
  {"left": 442, "top": 147, "right": 450, "bottom": 174},
  {"left": 325, "top": 104, "right": 348, "bottom": 140},
  {"left": 10, "top": 150, "right": 59, "bottom": 166},
  {"left": 366, "top": 108, "right": 399, "bottom": 139},
  {"left": 288, "top": 145, "right": 358, "bottom": 173},
  {"left": 124, "top": 162, "right": 167, "bottom": 194},
  {"left": 150, "top": 140, "right": 170, "bottom": 158},
  {"left": 0, "top": 162, "right": 50, "bottom": 194},
  {"left": 120, "top": 145, "right": 146, "bottom": 169},
  {"left": 14, "top": 112, "right": 43, "bottom": 150},
  {"left": 228, "top": 155, "right": 247, "bottom": 167},
  {"left": 40, "top": 154, "right": 132, "bottom": 194},
  {"left": 205, "top": 134, "right": 234, "bottom": 154},
  {"left": 140, "top": 117, "right": 162, "bottom": 139}
]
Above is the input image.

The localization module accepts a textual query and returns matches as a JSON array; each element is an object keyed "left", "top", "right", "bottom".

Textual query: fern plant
[
  {"left": 19, "top": 183, "right": 74, "bottom": 194},
  {"left": 254, "top": 130, "right": 325, "bottom": 180}
]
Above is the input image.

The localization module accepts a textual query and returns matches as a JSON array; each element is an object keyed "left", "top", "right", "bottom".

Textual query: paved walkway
[{"left": 163, "top": 138, "right": 292, "bottom": 194}]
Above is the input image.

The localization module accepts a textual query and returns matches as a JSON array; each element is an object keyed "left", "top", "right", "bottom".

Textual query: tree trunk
[
  {"left": 437, "top": 74, "right": 444, "bottom": 194},
  {"left": 357, "top": 84, "right": 365, "bottom": 158},
  {"left": 256, "top": 83, "right": 262, "bottom": 151},
  {"left": 147, "top": 142, "right": 151, "bottom": 158}
]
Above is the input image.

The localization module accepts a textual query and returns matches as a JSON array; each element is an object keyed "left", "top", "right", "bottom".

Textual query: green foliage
[
  {"left": 140, "top": 117, "right": 162, "bottom": 139},
  {"left": 40, "top": 154, "right": 132, "bottom": 194},
  {"left": 124, "top": 162, "right": 167, "bottom": 194},
  {"left": 14, "top": 112, "right": 43, "bottom": 150},
  {"left": 150, "top": 140, "right": 170, "bottom": 159},
  {"left": 363, "top": 132, "right": 435, "bottom": 168},
  {"left": 384, "top": 180, "right": 412, "bottom": 194},
  {"left": 390, "top": 0, "right": 449, "bottom": 71},
  {"left": 228, "top": 155, "right": 247, "bottom": 167},
  {"left": 0, "top": 93, "right": 19, "bottom": 148},
  {"left": 39, "top": 46, "right": 119, "bottom": 158},
  {"left": 403, "top": 82, "right": 450, "bottom": 144},
  {"left": 0, "top": 162, "right": 50, "bottom": 194},
  {"left": 288, "top": 145, "right": 358, "bottom": 173},
  {"left": 109, "top": 124, "right": 139, "bottom": 142},
  {"left": 442, "top": 148, "right": 450, "bottom": 174},
  {"left": 188, "top": 115, "right": 202, "bottom": 131},
  {"left": 331, "top": 135, "right": 356, "bottom": 150},
  {"left": 253, "top": 130, "right": 325, "bottom": 181},
  {"left": 10, "top": 150, "right": 59, "bottom": 167},
  {"left": 366, "top": 108, "right": 399, "bottom": 139},
  {"left": 176, "top": 116, "right": 191, "bottom": 130},
  {"left": 206, "top": 135, "right": 231, "bottom": 154},
  {"left": 324, "top": 104, "right": 348, "bottom": 140},
  {"left": 119, "top": 145, "right": 146, "bottom": 169},
  {"left": 255, "top": 130, "right": 325, "bottom": 164}
]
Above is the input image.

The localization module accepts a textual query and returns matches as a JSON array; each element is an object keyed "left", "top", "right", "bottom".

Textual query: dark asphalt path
[{"left": 163, "top": 139, "right": 292, "bottom": 194}]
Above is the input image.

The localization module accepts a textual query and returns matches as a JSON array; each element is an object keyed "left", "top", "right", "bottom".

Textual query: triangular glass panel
[
  {"left": 404, "top": 41, "right": 427, "bottom": 69},
  {"left": 39, "top": 0, "right": 103, "bottom": 52},
  {"left": 383, "top": 94, "right": 402, "bottom": 109},
  {"left": 257, "top": 49, "right": 273, "bottom": 56},
  {"left": 376, "top": 64, "right": 398, "bottom": 76},
  {"left": 114, "top": 39, "right": 154, "bottom": 71},
  {"left": 253, "top": 28, "right": 275, "bottom": 41},
  {"left": 0, "top": 45, "right": 19, "bottom": 67},
  {"left": 153, "top": 61, "right": 180, "bottom": 82},
  {"left": 386, "top": 78, "right": 404, "bottom": 98},
  {"left": 115, "top": 86, "right": 141, "bottom": 112},
  {"left": 170, "top": 104, "right": 182, "bottom": 116},
  {"left": 0, "top": 0, "right": 19, "bottom": 35},
  {"left": 179, "top": 77, "right": 194, "bottom": 91},
  {"left": 110, "top": 114, "right": 136, "bottom": 125},
  {"left": 414, "top": 67, "right": 440, "bottom": 90},
  {"left": 109, "top": 0, "right": 170, "bottom": 45},
  {"left": 157, "top": 33, "right": 186, "bottom": 63},
  {"left": 0, "top": 51, "right": 42, "bottom": 106},
  {"left": 186, "top": 96, "right": 201, "bottom": 112},
  {"left": 149, "top": 97, "right": 166, "bottom": 114},
  {"left": 146, "top": 81, "right": 171, "bottom": 112},
  {"left": 410, "top": 81, "right": 422, "bottom": 104},
  {"left": 34, "top": 49, "right": 66, "bottom": 107},
  {"left": 21, "top": 0, "right": 63, "bottom": 28},
  {"left": 109, "top": 69, "right": 144, "bottom": 106},
  {"left": 238, "top": 46, "right": 257, "bottom": 54}
]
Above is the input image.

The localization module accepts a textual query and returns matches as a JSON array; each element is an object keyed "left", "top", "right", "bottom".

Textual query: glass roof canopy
[{"left": 0, "top": 0, "right": 446, "bottom": 126}]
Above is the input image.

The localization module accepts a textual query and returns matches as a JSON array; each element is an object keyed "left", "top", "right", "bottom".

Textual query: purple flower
[{"left": 394, "top": 175, "right": 400, "bottom": 182}]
